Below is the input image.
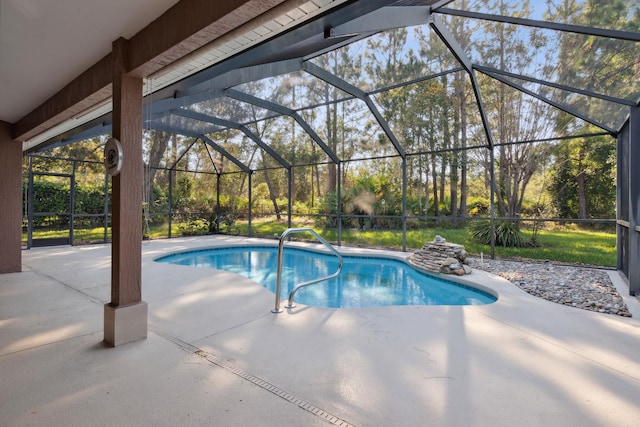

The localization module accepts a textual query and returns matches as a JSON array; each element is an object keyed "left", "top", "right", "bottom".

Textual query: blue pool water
[{"left": 156, "top": 246, "right": 497, "bottom": 308}]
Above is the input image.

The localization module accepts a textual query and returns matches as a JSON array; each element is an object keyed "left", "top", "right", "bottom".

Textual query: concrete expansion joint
[{"left": 31, "top": 269, "right": 106, "bottom": 306}]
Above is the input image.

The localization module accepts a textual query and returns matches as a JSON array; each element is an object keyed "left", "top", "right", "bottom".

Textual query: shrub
[
  {"left": 219, "top": 214, "right": 237, "bottom": 233},
  {"left": 178, "top": 218, "right": 210, "bottom": 236},
  {"left": 469, "top": 220, "right": 529, "bottom": 248},
  {"left": 466, "top": 198, "right": 489, "bottom": 216},
  {"left": 292, "top": 201, "right": 311, "bottom": 215}
]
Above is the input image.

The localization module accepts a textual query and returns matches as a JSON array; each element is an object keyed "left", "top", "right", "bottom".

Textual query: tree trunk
[
  {"left": 417, "top": 158, "right": 423, "bottom": 214},
  {"left": 310, "top": 166, "right": 315, "bottom": 208},
  {"left": 439, "top": 157, "right": 446, "bottom": 210},
  {"left": 457, "top": 74, "right": 468, "bottom": 217},
  {"left": 144, "top": 131, "right": 172, "bottom": 207},
  {"left": 290, "top": 117, "right": 296, "bottom": 202},
  {"left": 325, "top": 83, "right": 337, "bottom": 194},
  {"left": 424, "top": 161, "right": 430, "bottom": 214},
  {"left": 261, "top": 158, "right": 281, "bottom": 221},
  {"left": 577, "top": 147, "right": 587, "bottom": 219},
  {"left": 450, "top": 100, "right": 459, "bottom": 217},
  {"left": 240, "top": 146, "right": 259, "bottom": 195},
  {"left": 170, "top": 134, "right": 177, "bottom": 195},
  {"left": 496, "top": 146, "right": 508, "bottom": 217},
  {"left": 315, "top": 164, "right": 322, "bottom": 200},
  {"left": 439, "top": 75, "right": 457, "bottom": 217},
  {"left": 431, "top": 153, "right": 439, "bottom": 216}
]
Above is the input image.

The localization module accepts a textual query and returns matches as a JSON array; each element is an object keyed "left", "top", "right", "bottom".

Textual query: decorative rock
[
  {"left": 472, "top": 257, "right": 632, "bottom": 318},
  {"left": 434, "top": 235, "right": 446, "bottom": 243},
  {"left": 408, "top": 238, "right": 472, "bottom": 276},
  {"left": 442, "top": 258, "right": 459, "bottom": 267}
]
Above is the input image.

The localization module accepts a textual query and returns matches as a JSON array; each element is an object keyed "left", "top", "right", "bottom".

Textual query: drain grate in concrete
[
  {"left": 150, "top": 327, "right": 354, "bottom": 427},
  {"left": 193, "top": 349, "right": 355, "bottom": 427}
]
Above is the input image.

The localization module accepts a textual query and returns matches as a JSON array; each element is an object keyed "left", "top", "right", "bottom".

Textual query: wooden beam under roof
[{"left": 13, "top": 0, "right": 287, "bottom": 142}]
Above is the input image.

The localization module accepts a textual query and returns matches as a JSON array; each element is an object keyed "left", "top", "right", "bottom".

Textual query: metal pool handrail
[{"left": 271, "top": 228, "right": 343, "bottom": 313}]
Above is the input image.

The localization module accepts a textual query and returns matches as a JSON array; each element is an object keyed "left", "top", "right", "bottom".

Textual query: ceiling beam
[
  {"left": 436, "top": 8, "right": 640, "bottom": 42},
  {"left": 151, "top": 58, "right": 305, "bottom": 115},
  {"left": 151, "top": 122, "right": 251, "bottom": 172},
  {"left": 482, "top": 70, "right": 616, "bottom": 134},
  {"left": 127, "top": 0, "right": 288, "bottom": 78},
  {"left": 474, "top": 65, "right": 636, "bottom": 107},
  {"left": 179, "top": 59, "right": 304, "bottom": 98},
  {"left": 13, "top": 0, "right": 288, "bottom": 142},
  {"left": 302, "top": 61, "right": 405, "bottom": 157},
  {"left": 430, "top": 0, "right": 457, "bottom": 11},
  {"left": 172, "top": 108, "right": 291, "bottom": 168},
  {"left": 327, "top": 6, "right": 429, "bottom": 38},
  {"left": 199, "top": 135, "right": 251, "bottom": 173},
  {"left": 169, "top": 138, "right": 199, "bottom": 170},
  {"left": 225, "top": 88, "right": 341, "bottom": 164},
  {"left": 428, "top": 15, "right": 472, "bottom": 72},
  {"left": 26, "top": 114, "right": 113, "bottom": 154},
  {"left": 430, "top": 15, "right": 496, "bottom": 149}
]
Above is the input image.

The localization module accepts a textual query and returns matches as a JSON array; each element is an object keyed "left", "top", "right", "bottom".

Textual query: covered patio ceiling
[
  {"left": 0, "top": 0, "right": 179, "bottom": 125},
  {"left": 24, "top": 0, "right": 640, "bottom": 169}
]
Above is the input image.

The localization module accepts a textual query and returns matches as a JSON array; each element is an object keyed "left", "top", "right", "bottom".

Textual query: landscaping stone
[
  {"left": 408, "top": 239, "right": 472, "bottom": 276},
  {"left": 472, "top": 257, "right": 632, "bottom": 318}
]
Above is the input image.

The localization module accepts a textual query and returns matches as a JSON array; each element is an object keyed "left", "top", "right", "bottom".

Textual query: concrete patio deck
[{"left": 1, "top": 236, "right": 639, "bottom": 426}]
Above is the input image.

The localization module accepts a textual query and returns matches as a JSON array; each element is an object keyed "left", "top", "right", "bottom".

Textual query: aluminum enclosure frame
[{"left": 26, "top": 1, "right": 640, "bottom": 292}]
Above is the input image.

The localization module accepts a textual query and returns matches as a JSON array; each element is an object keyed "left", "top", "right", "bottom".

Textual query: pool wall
[{"left": 154, "top": 240, "right": 499, "bottom": 304}]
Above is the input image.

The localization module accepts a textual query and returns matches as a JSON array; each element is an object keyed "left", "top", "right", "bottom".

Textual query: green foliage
[
  {"left": 292, "top": 201, "right": 312, "bottom": 214},
  {"left": 27, "top": 178, "right": 106, "bottom": 227},
  {"left": 147, "top": 185, "right": 169, "bottom": 215},
  {"left": 178, "top": 219, "right": 210, "bottom": 236},
  {"left": 218, "top": 195, "right": 246, "bottom": 213},
  {"left": 466, "top": 197, "right": 489, "bottom": 216},
  {"left": 469, "top": 220, "right": 530, "bottom": 248},
  {"left": 548, "top": 135, "right": 616, "bottom": 219},
  {"left": 317, "top": 191, "right": 344, "bottom": 227},
  {"left": 222, "top": 215, "right": 238, "bottom": 233},
  {"left": 75, "top": 185, "right": 105, "bottom": 214},
  {"left": 30, "top": 179, "right": 69, "bottom": 215},
  {"left": 239, "top": 218, "right": 614, "bottom": 266},
  {"left": 544, "top": 0, "right": 636, "bottom": 220},
  {"left": 173, "top": 175, "right": 194, "bottom": 211}
]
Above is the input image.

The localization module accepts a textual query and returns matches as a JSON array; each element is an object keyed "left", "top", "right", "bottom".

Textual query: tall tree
[
  {"left": 478, "top": 0, "right": 552, "bottom": 217},
  {"left": 449, "top": 1, "right": 473, "bottom": 217},
  {"left": 143, "top": 131, "right": 172, "bottom": 209},
  {"left": 549, "top": 132, "right": 616, "bottom": 218},
  {"left": 313, "top": 46, "right": 365, "bottom": 196},
  {"left": 544, "top": 0, "right": 639, "bottom": 219}
]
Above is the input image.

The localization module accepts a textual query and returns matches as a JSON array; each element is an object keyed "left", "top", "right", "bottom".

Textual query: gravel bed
[{"left": 470, "top": 257, "right": 632, "bottom": 318}]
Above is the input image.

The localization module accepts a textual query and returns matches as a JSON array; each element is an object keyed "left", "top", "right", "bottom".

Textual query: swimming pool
[{"left": 156, "top": 246, "right": 497, "bottom": 308}]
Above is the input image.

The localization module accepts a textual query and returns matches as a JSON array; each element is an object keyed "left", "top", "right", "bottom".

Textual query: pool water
[{"left": 156, "top": 246, "right": 497, "bottom": 308}]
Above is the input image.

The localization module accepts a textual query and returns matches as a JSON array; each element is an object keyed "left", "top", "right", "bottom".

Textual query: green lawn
[
  {"left": 24, "top": 219, "right": 617, "bottom": 267},
  {"left": 24, "top": 223, "right": 207, "bottom": 243},
  {"left": 242, "top": 219, "right": 617, "bottom": 267}
]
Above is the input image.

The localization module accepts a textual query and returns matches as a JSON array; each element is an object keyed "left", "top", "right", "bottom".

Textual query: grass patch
[
  {"left": 24, "top": 227, "right": 108, "bottom": 243},
  {"left": 25, "top": 219, "right": 617, "bottom": 267},
  {"left": 242, "top": 219, "right": 616, "bottom": 266}
]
